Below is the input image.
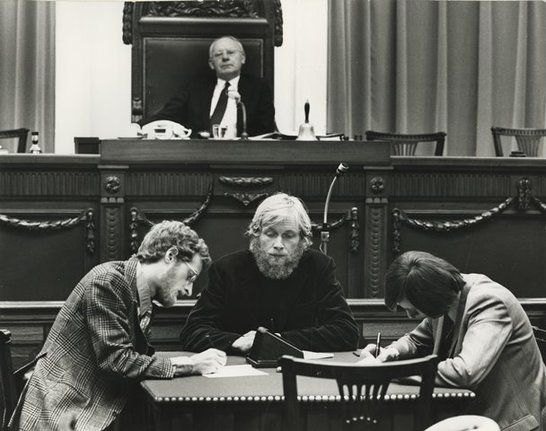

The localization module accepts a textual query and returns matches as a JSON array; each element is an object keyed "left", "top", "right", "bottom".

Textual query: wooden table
[{"left": 141, "top": 352, "right": 475, "bottom": 431}]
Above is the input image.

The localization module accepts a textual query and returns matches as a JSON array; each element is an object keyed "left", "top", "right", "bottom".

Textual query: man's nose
[
  {"left": 273, "top": 237, "right": 284, "bottom": 250},
  {"left": 180, "top": 283, "right": 192, "bottom": 298}
]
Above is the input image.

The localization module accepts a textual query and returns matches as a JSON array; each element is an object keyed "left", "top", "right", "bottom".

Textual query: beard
[{"left": 250, "top": 238, "right": 306, "bottom": 280}]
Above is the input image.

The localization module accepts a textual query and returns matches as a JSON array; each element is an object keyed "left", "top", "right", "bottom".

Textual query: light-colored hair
[
  {"left": 136, "top": 220, "right": 210, "bottom": 266},
  {"left": 209, "top": 35, "right": 245, "bottom": 59},
  {"left": 246, "top": 193, "right": 313, "bottom": 249}
]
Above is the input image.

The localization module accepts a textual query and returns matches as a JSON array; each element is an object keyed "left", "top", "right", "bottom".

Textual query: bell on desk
[{"left": 296, "top": 100, "right": 317, "bottom": 141}]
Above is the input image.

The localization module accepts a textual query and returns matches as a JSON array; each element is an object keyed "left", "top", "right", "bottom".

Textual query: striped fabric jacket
[{"left": 10, "top": 258, "right": 174, "bottom": 431}]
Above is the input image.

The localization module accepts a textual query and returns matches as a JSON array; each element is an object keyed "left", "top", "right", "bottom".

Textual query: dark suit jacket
[
  {"left": 180, "top": 249, "right": 359, "bottom": 353},
  {"left": 392, "top": 274, "right": 546, "bottom": 431},
  {"left": 11, "top": 258, "right": 174, "bottom": 431},
  {"left": 142, "top": 73, "right": 276, "bottom": 137}
]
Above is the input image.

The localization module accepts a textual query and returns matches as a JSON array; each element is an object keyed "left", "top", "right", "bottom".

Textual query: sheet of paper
[
  {"left": 203, "top": 364, "right": 268, "bottom": 378},
  {"left": 302, "top": 351, "right": 334, "bottom": 360}
]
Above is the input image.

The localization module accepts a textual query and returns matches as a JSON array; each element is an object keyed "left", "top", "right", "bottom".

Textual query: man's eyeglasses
[{"left": 185, "top": 261, "right": 199, "bottom": 283}]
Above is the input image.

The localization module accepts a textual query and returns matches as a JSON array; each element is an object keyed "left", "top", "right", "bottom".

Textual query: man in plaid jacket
[{"left": 10, "top": 221, "right": 226, "bottom": 431}]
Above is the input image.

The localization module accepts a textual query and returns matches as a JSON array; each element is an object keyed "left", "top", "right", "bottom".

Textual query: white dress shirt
[{"left": 209, "top": 75, "right": 240, "bottom": 138}]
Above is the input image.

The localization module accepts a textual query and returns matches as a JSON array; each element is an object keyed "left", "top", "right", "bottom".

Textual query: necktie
[{"left": 209, "top": 81, "right": 230, "bottom": 131}]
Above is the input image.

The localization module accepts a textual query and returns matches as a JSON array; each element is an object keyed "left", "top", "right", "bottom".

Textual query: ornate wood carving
[
  {"left": 123, "top": 0, "right": 283, "bottom": 46},
  {"left": 85, "top": 209, "right": 95, "bottom": 255},
  {"left": 369, "top": 177, "right": 384, "bottom": 195},
  {"left": 0, "top": 209, "right": 96, "bottom": 255},
  {"left": 104, "top": 176, "right": 121, "bottom": 194},
  {"left": 224, "top": 192, "right": 268, "bottom": 206},
  {"left": 532, "top": 196, "right": 546, "bottom": 213},
  {"left": 129, "top": 184, "right": 213, "bottom": 253},
  {"left": 105, "top": 207, "right": 122, "bottom": 260},
  {"left": 367, "top": 207, "right": 384, "bottom": 298},
  {"left": 310, "top": 213, "right": 351, "bottom": 235},
  {"left": 517, "top": 177, "right": 531, "bottom": 211},
  {"left": 219, "top": 176, "right": 273, "bottom": 188},
  {"left": 349, "top": 207, "right": 359, "bottom": 253}
]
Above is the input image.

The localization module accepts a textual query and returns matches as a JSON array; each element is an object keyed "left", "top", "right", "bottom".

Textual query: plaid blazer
[{"left": 10, "top": 258, "right": 174, "bottom": 431}]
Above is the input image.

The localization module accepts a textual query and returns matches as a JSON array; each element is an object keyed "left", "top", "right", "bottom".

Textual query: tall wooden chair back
[
  {"left": 280, "top": 354, "right": 439, "bottom": 431},
  {"left": 0, "top": 330, "right": 17, "bottom": 431},
  {"left": 491, "top": 126, "right": 546, "bottom": 157},
  {"left": 365, "top": 131, "right": 446, "bottom": 156},
  {"left": 0, "top": 128, "right": 29, "bottom": 153}
]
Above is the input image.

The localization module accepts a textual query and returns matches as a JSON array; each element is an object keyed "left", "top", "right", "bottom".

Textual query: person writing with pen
[
  {"left": 359, "top": 251, "right": 546, "bottom": 431},
  {"left": 180, "top": 193, "right": 359, "bottom": 354}
]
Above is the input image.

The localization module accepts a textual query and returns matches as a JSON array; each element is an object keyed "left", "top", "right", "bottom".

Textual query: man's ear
[
  {"left": 241, "top": 54, "right": 246, "bottom": 64},
  {"left": 165, "top": 247, "right": 179, "bottom": 262},
  {"left": 208, "top": 59, "right": 215, "bottom": 70}
]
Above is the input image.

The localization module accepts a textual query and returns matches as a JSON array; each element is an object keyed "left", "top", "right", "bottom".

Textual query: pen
[{"left": 375, "top": 332, "right": 382, "bottom": 358}]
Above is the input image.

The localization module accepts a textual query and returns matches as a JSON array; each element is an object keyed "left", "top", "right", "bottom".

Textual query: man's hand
[
  {"left": 359, "top": 344, "right": 400, "bottom": 362},
  {"left": 231, "top": 330, "right": 256, "bottom": 354},
  {"left": 178, "top": 348, "right": 226, "bottom": 376}
]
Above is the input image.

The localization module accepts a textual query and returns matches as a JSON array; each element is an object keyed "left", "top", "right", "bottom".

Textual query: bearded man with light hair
[{"left": 181, "top": 193, "right": 359, "bottom": 354}]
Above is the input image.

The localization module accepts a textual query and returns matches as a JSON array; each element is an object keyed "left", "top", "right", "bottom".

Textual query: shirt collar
[
  {"left": 217, "top": 75, "right": 240, "bottom": 89},
  {"left": 136, "top": 263, "right": 153, "bottom": 316}
]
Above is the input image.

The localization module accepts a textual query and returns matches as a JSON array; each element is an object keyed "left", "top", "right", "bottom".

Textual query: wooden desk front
[{"left": 141, "top": 353, "right": 475, "bottom": 431}]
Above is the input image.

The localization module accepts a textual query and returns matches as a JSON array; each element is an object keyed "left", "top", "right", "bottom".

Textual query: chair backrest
[
  {"left": 0, "top": 329, "right": 17, "bottom": 431},
  {"left": 280, "top": 354, "right": 439, "bottom": 431},
  {"left": 491, "top": 126, "right": 546, "bottom": 157},
  {"left": 365, "top": 131, "right": 446, "bottom": 156},
  {"left": 532, "top": 326, "right": 546, "bottom": 364},
  {"left": 0, "top": 128, "right": 29, "bottom": 153},
  {"left": 123, "top": 1, "right": 280, "bottom": 123}
]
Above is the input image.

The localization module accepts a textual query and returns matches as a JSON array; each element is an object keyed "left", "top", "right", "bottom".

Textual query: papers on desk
[
  {"left": 302, "top": 351, "right": 334, "bottom": 360},
  {"left": 203, "top": 364, "right": 268, "bottom": 378}
]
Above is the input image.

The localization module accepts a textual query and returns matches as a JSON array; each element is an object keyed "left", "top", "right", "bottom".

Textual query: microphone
[
  {"left": 228, "top": 90, "right": 248, "bottom": 140},
  {"left": 320, "top": 163, "right": 349, "bottom": 255}
]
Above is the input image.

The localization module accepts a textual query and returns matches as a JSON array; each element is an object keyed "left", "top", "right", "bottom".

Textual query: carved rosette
[
  {"left": 104, "top": 176, "right": 121, "bottom": 194},
  {"left": 0, "top": 209, "right": 96, "bottom": 255},
  {"left": 129, "top": 184, "right": 213, "bottom": 253},
  {"left": 370, "top": 177, "right": 385, "bottom": 195}
]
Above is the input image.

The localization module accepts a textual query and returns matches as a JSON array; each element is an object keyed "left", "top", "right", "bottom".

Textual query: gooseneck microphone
[
  {"left": 320, "top": 163, "right": 349, "bottom": 255},
  {"left": 227, "top": 90, "right": 248, "bottom": 140}
]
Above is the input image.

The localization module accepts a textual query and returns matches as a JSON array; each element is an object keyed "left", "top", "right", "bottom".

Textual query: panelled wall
[{"left": 1, "top": 141, "right": 545, "bottom": 368}]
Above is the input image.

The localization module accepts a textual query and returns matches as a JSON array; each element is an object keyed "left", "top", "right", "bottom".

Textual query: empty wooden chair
[
  {"left": 0, "top": 128, "right": 30, "bottom": 153},
  {"left": 280, "top": 354, "right": 439, "bottom": 431},
  {"left": 365, "top": 131, "right": 446, "bottom": 156},
  {"left": 491, "top": 126, "right": 546, "bottom": 157}
]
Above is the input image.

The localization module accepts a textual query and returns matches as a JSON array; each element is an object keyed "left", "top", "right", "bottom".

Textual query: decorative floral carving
[
  {"left": 122, "top": 2, "right": 134, "bottom": 44},
  {"left": 219, "top": 176, "right": 273, "bottom": 188},
  {"left": 370, "top": 177, "right": 384, "bottom": 195},
  {"left": 392, "top": 198, "right": 514, "bottom": 255},
  {"left": 142, "top": 1, "right": 259, "bottom": 18},
  {"left": 349, "top": 207, "right": 359, "bottom": 253},
  {"left": 517, "top": 177, "right": 531, "bottom": 211},
  {"left": 104, "top": 176, "right": 121, "bottom": 194},
  {"left": 0, "top": 209, "right": 95, "bottom": 255},
  {"left": 131, "top": 97, "right": 143, "bottom": 124},
  {"left": 224, "top": 192, "right": 268, "bottom": 206},
  {"left": 129, "top": 183, "right": 213, "bottom": 253}
]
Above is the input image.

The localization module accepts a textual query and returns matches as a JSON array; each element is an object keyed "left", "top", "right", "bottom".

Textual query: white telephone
[{"left": 141, "top": 120, "right": 192, "bottom": 139}]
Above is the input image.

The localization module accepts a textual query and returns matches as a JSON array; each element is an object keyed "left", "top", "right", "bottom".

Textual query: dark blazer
[
  {"left": 392, "top": 274, "right": 546, "bottom": 431},
  {"left": 10, "top": 258, "right": 174, "bottom": 431},
  {"left": 181, "top": 249, "right": 359, "bottom": 353},
  {"left": 142, "top": 73, "right": 276, "bottom": 137}
]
